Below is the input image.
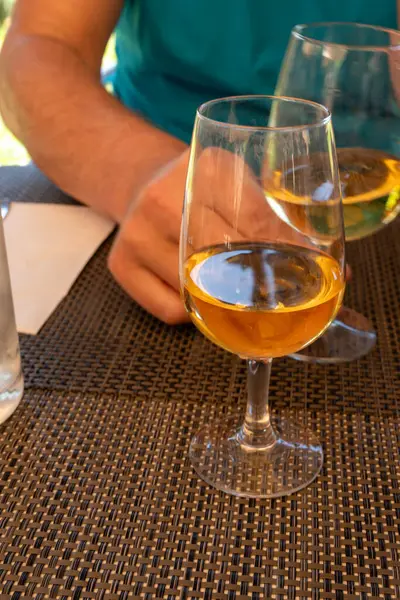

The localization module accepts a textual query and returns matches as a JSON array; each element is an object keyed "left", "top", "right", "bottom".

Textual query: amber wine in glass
[
  {"left": 276, "top": 22, "right": 400, "bottom": 362},
  {"left": 337, "top": 148, "right": 400, "bottom": 241},
  {"left": 180, "top": 96, "right": 345, "bottom": 498},
  {"left": 184, "top": 242, "right": 343, "bottom": 358}
]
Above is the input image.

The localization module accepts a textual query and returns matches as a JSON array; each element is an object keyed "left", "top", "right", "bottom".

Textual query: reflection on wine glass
[
  {"left": 275, "top": 22, "right": 400, "bottom": 363},
  {"left": 180, "top": 96, "right": 345, "bottom": 498}
]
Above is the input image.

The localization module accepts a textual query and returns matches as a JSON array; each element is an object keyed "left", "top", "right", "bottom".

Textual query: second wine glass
[
  {"left": 275, "top": 22, "right": 400, "bottom": 363},
  {"left": 180, "top": 96, "right": 345, "bottom": 498}
]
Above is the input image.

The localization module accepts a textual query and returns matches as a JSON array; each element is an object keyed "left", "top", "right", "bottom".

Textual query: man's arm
[{"left": 0, "top": 0, "right": 186, "bottom": 222}]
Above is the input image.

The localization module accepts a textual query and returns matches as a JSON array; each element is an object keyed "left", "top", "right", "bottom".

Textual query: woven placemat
[
  {"left": 19, "top": 221, "right": 400, "bottom": 417},
  {"left": 0, "top": 387, "right": 399, "bottom": 599},
  {"left": 0, "top": 163, "right": 78, "bottom": 206},
  {"left": 0, "top": 167, "right": 399, "bottom": 598}
]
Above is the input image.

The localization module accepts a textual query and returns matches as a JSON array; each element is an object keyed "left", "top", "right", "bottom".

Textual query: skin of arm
[
  {"left": 0, "top": 0, "right": 186, "bottom": 223},
  {"left": 0, "top": 0, "right": 191, "bottom": 323}
]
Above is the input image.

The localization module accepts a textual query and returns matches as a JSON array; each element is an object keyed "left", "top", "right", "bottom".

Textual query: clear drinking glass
[
  {"left": 180, "top": 96, "right": 345, "bottom": 498},
  {"left": 0, "top": 212, "right": 24, "bottom": 422},
  {"left": 275, "top": 22, "right": 400, "bottom": 363}
]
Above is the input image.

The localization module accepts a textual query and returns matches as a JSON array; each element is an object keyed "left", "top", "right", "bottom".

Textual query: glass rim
[
  {"left": 196, "top": 95, "right": 331, "bottom": 133},
  {"left": 293, "top": 21, "right": 400, "bottom": 52}
]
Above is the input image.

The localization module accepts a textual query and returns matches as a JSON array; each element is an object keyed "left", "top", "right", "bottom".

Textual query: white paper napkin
[{"left": 3, "top": 203, "right": 114, "bottom": 335}]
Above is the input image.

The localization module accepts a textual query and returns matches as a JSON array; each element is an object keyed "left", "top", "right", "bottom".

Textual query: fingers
[
  {"left": 120, "top": 213, "right": 180, "bottom": 290},
  {"left": 107, "top": 150, "right": 191, "bottom": 325},
  {"left": 137, "top": 150, "right": 190, "bottom": 244},
  {"left": 189, "top": 205, "right": 241, "bottom": 250},
  {"left": 108, "top": 238, "right": 188, "bottom": 325},
  {"left": 190, "top": 146, "right": 309, "bottom": 247},
  {"left": 193, "top": 147, "right": 267, "bottom": 238},
  {"left": 122, "top": 268, "right": 186, "bottom": 325}
]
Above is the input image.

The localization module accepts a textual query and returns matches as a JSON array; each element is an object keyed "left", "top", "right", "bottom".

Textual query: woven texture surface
[{"left": 0, "top": 166, "right": 400, "bottom": 598}]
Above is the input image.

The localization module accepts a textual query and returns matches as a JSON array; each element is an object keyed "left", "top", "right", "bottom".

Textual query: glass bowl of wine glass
[
  {"left": 275, "top": 22, "right": 400, "bottom": 363},
  {"left": 180, "top": 96, "right": 345, "bottom": 498}
]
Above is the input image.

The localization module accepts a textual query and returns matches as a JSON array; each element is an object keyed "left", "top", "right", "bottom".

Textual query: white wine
[
  {"left": 183, "top": 242, "right": 344, "bottom": 359},
  {"left": 337, "top": 147, "right": 400, "bottom": 241},
  {"left": 265, "top": 148, "right": 400, "bottom": 242}
]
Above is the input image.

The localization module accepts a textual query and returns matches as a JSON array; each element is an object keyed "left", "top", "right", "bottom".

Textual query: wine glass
[
  {"left": 275, "top": 22, "right": 400, "bottom": 363},
  {"left": 180, "top": 96, "right": 345, "bottom": 498}
]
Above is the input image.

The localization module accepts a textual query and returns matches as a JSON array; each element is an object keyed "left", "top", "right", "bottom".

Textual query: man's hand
[
  {"left": 108, "top": 148, "right": 276, "bottom": 324},
  {"left": 108, "top": 151, "right": 191, "bottom": 325},
  {"left": 108, "top": 145, "right": 349, "bottom": 325},
  {"left": 106, "top": 147, "right": 313, "bottom": 325}
]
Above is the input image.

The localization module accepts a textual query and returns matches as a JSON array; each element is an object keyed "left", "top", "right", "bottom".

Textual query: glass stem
[{"left": 238, "top": 359, "right": 277, "bottom": 449}]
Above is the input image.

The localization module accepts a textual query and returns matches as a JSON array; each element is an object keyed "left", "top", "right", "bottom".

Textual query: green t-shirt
[{"left": 114, "top": 1, "right": 396, "bottom": 143}]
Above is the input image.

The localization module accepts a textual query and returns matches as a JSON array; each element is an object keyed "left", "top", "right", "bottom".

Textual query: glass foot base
[
  {"left": 190, "top": 415, "right": 323, "bottom": 498},
  {"left": 290, "top": 307, "right": 376, "bottom": 364}
]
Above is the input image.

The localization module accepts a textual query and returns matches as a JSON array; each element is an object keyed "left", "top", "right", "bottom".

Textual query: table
[{"left": 0, "top": 164, "right": 399, "bottom": 599}]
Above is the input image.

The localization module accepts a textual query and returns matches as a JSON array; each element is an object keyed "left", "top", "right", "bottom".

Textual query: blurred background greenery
[
  {"left": 0, "top": 0, "right": 14, "bottom": 22},
  {"left": 0, "top": 0, "right": 116, "bottom": 165}
]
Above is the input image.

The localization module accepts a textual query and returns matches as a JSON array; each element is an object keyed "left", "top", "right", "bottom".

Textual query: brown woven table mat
[{"left": 0, "top": 165, "right": 399, "bottom": 599}]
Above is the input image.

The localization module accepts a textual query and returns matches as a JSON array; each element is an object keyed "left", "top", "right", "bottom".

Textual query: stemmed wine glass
[
  {"left": 275, "top": 22, "right": 400, "bottom": 363},
  {"left": 180, "top": 96, "right": 345, "bottom": 498}
]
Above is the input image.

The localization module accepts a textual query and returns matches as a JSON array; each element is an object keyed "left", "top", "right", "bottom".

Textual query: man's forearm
[{"left": 0, "top": 34, "right": 187, "bottom": 222}]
